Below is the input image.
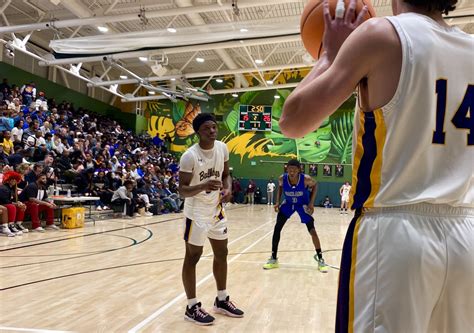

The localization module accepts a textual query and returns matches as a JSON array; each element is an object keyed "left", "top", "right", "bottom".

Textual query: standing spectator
[
  {"left": 246, "top": 179, "right": 256, "bottom": 205},
  {"left": 19, "top": 173, "right": 58, "bottom": 232},
  {"left": 232, "top": 178, "right": 242, "bottom": 204},
  {"left": 267, "top": 179, "right": 276, "bottom": 205}
]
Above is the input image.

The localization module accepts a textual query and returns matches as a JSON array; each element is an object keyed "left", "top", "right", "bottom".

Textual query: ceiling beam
[
  {"left": 87, "top": 63, "right": 312, "bottom": 87},
  {"left": 0, "top": 0, "right": 303, "bottom": 34}
]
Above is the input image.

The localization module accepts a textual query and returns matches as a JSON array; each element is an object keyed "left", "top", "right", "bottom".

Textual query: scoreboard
[{"left": 238, "top": 105, "right": 272, "bottom": 131}]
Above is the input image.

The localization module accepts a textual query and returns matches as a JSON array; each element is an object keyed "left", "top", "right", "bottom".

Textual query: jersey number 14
[{"left": 432, "top": 79, "right": 473, "bottom": 145}]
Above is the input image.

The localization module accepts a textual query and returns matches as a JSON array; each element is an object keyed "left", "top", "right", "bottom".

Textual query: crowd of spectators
[{"left": 0, "top": 78, "right": 182, "bottom": 237}]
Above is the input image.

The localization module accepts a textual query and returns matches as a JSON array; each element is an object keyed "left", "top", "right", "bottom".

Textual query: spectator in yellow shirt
[{"left": 2, "top": 131, "right": 14, "bottom": 155}]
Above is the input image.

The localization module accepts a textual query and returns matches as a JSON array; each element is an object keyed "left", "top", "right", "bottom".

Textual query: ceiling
[{"left": 1, "top": 0, "right": 473, "bottom": 103}]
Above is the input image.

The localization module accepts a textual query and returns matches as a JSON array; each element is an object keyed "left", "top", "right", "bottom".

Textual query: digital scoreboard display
[{"left": 238, "top": 105, "right": 272, "bottom": 131}]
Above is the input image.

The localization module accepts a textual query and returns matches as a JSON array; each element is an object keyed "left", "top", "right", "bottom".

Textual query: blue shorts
[{"left": 279, "top": 203, "right": 314, "bottom": 224}]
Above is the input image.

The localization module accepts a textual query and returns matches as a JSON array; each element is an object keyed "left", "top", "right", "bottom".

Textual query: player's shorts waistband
[{"left": 363, "top": 203, "right": 474, "bottom": 217}]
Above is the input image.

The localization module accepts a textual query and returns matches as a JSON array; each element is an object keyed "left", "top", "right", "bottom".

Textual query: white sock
[
  {"left": 217, "top": 290, "right": 228, "bottom": 301},
  {"left": 187, "top": 298, "right": 198, "bottom": 308}
]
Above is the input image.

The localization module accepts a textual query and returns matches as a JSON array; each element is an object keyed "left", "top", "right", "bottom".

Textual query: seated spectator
[
  {"left": 0, "top": 171, "right": 27, "bottom": 235},
  {"left": 2, "top": 131, "right": 14, "bottom": 155},
  {"left": 32, "top": 144, "right": 48, "bottom": 162},
  {"left": 75, "top": 168, "right": 96, "bottom": 195},
  {"left": 24, "top": 163, "right": 43, "bottom": 184},
  {"left": 26, "top": 130, "right": 46, "bottom": 150},
  {"left": 156, "top": 182, "right": 180, "bottom": 213},
  {"left": 323, "top": 196, "right": 333, "bottom": 209},
  {"left": 0, "top": 145, "right": 9, "bottom": 165},
  {"left": 93, "top": 171, "right": 112, "bottom": 210},
  {"left": 0, "top": 204, "right": 13, "bottom": 237},
  {"left": 7, "top": 146, "right": 27, "bottom": 169},
  {"left": 19, "top": 173, "right": 58, "bottom": 232},
  {"left": 11, "top": 120, "right": 24, "bottom": 143},
  {"left": 111, "top": 180, "right": 140, "bottom": 218}
]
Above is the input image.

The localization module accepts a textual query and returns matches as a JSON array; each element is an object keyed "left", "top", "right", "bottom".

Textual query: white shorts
[
  {"left": 341, "top": 195, "right": 350, "bottom": 203},
  {"left": 183, "top": 206, "right": 228, "bottom": 247},
  {"left": 336, "top": 203, "right": 474, "bottom": 333}
]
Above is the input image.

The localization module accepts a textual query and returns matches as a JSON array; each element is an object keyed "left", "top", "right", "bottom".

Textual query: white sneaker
[
  {"left": 9, "top": 224, "right": 23, "bottom": 236},
  {"left": 103, "top": 206, "right": 110, "bottom": 210},
  {"left": 97, "top": 206, "right": 103, "bottom": 211},
  {"left": 45, "top": 224, "right": 60, "bottom": 230},
  {"left": 1, "top": 226, "right": 16, "bottom": 237},
  {"left": 145, "top": 212, "right": 153, "bottom": 216},
  {"left": 33, "top": 226, "right": 46, "bottom": 232},
  {"left": 133, "top": 213, "right": 141, "bottom": 217}
]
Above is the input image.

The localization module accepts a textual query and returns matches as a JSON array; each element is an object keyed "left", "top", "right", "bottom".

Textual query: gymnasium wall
[
  {"left": 146, "top": 69, "right": 355, "bottom": 194},
  {"left": 0, "top": 62, "right": 136, "bottom": 130}
]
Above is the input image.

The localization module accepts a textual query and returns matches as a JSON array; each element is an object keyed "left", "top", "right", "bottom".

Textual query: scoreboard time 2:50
[{"left": 238, "top": 105, "right": 272, "bottom": 131}]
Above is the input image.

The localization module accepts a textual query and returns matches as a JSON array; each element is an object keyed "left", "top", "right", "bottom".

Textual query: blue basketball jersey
[{"left": 282, "top": 173, "right": 309, "bottom": 206}]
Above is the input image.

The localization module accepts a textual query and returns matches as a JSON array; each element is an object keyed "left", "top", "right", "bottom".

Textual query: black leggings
[{"left": 271, "top": 212, "right": 315, "bottom": 260}]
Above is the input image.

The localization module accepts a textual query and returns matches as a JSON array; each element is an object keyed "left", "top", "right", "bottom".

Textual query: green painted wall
[
  {"left": 135, "top": 114, "right": 148, "bottom": 134},
  {"left": 0, "top": 61, "right": 137, "bottom": 131}
]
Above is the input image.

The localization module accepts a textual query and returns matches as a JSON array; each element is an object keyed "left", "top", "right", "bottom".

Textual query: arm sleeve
[{"left": 179, "top": 152, "right": 194, "bottom": 173}]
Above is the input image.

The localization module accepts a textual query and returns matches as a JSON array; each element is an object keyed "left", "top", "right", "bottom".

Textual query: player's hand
[
  {"left": 202, "top": 179, "right": 222, "bottom": 192},
  {"left": 306, "top": 204, "right": 315, "bottom": 215},
  {"left": 274, "top": 204, "right": 279, "bottom": 213},
  {"left": 220, "top": 188, "right": 232, "bottom": 203},
  {"left": 322, "top": 0, "right": 369, "bottom": 62}
]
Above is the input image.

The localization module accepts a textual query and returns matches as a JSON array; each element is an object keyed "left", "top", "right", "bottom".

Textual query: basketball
[{"left": 300, "top": 0, "right": 376, "bottom": 59}]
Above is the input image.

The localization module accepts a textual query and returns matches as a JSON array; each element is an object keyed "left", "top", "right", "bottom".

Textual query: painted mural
[
  {"left": 147, "top": 89, "right": 354, "bottom": 163},
  {"left": 145, "top": 68, "right": 355, "bottom": 180}
]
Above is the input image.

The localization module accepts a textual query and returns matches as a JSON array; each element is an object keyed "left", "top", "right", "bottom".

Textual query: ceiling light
[
  {"left": 274, "top": 95, "right": 280, "bottom": 99},
  {"left": 255, "top": 59, "right": 264, "bottom": 65},
  {"left": 97, "top": 26, "right": 109, "bottom": 33},
  {"left": 167, "top": 27, "right": 177, "bottom": 33},
  {"left": 232, "top": 93, "right": 238, "bottom": 98},
  {"left": 148, "top": 91, "right": 156, "bottom": 95},
  {"left": 196, "top": 57, "right": 205, "bottom": 63},
  {"left": 216, "top": 79, "right": 223, "bottom": 83},
  {"left": 266, "top": 80, "right": 274, "bottom": 85},
  {"left": 170, "top": 78, "right": 176, "bottom": 81},
  {"left": 119, "top": 75, "right": 128, "bottom": 79},
  {"left": 139, "top": 56, "right": 148, "bottom": 62},
  {"left": 240, "top": 28, "right": 248, "bottom": 32}
]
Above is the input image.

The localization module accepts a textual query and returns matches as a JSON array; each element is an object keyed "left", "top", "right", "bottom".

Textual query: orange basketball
[{"left": 300, "top": 0, "right": 376, "bottom": 59}]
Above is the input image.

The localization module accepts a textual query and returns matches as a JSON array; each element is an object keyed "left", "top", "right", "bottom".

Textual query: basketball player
[
  {"left": 280, "top": 0, "right": 473, "bottom": 332},
  {"left": 339, "top": 181, "right": 351, "bottom": 214},
  {"left": 263, "top": 159, "right": 328, "bottom": 272},
  {"left": 179, "top": 113, "right": 244, "bottom": 326}
]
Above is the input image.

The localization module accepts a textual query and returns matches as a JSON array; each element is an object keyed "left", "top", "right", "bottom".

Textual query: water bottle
[
  {"left": 67, "top": 189, "right": 71, "bottom": 198},
  {"left": 55, "top": 188, "right": 60, "bottom": 196}
]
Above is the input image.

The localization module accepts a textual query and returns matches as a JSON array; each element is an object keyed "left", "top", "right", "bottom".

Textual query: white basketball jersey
[
  {"left": 351, "top": 13, "right": 474, "bottom": 209},
  {"left": 180, "top": 141, "right": 229, "bottom": 220},
  {"left": 341, "top": 185, "right": 351, "bottom": 197}
]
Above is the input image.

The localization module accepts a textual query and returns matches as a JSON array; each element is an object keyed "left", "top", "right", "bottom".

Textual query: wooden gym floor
[{"left": 0, "top": 205, "right": 353, "bottom": 333}]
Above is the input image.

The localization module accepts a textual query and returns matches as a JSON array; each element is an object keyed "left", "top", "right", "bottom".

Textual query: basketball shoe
[
  {"left": 263, "top": 258, "right": 279, "bottom": 269},
  {"left": 184, "top": 302, "right": 215, "bottom": 326},
  {"left": 213, "top": 296, "right": 244, "bottom": 317},
  {"left": 314, "top": 254, "right": 328, "bottom": 273}
]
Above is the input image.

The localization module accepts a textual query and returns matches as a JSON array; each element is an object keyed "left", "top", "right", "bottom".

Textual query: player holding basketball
[
  {"left": 263, "top": 159, "right": 328, "bottom": 272},
  {"left": 339, "top": 181, "right": 351, "bottom": 214},
  {"left": 179, "top": 113, "right": 244, "bottom": 326},
  {"left": 281, "top": 0, "right": 473, "bottom": 332}
]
